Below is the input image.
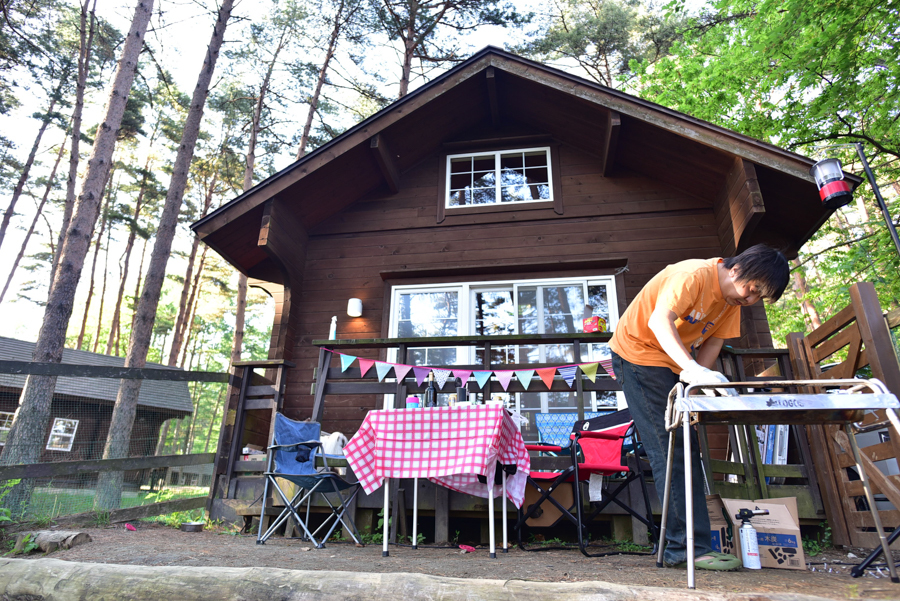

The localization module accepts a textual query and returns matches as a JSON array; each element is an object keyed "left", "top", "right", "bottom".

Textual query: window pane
[
  {"left": 472, "top": 156, "right": 494, "bottom": 172},
  {"left": 449, "top": 173, "right": 470, "bottom": 189},
  {"left": 447, "top": 189, "right": 469, "bottom": 207},
  {"left": 517, "top": 287, "right": 538, "bottom": 335},
  {"left": 450, "top": 157, "right": 471, "bottom": 173},
  {"left": 471, "top": 188, "right": 494, "bottom": 204},
  {"left": 523, "top": 151, "right": 547, "bottom": 168},
  {"left": 587, "top": 284, "right": 610, "bottom": 322},
  {"left": 525, "top": 167, "right": 548, "bottom": 183},
  {"left": 474, "top": 291, "right": 515, "bottom": 336},
  {"left": 499, "top": 153, "right": 523, "bottom": 169},
  {"left": 396, "top": 292, "right": 458, "bottom": 338},
  {"left": 472, "top": 171, "right": 495, "bottom": 188},
  {"left": 542, "top": 285, "right": 584, "bottom": 333}
]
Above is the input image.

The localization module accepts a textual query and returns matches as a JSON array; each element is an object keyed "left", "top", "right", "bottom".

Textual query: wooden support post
[
  {"left": 370, "top": 134, "right": 400, "bottom": 194},
  {"left": 486, "top": 67, "right": 499, "bottom": 126},
  {"left": 394, "top": 344, "right": 407, "bottom": 409},
  {"left": 224, "top": 365, "right": 252, "bottom": 497},
  {"left": 434, "top": 485, "right": 449, "bottom": 544},
  {"left": 573, "top": 339, "right": 584, "bottom": 421},
  {"left": 311, "top": 348, "right": 331, "bottom": 423}
]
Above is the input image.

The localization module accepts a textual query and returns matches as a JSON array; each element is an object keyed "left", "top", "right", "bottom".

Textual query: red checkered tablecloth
[{"left": 344, "top": 405, "right": 530, "bottom": 508}]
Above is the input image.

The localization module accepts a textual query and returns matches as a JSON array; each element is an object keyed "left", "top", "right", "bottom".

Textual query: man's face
[{"left": 724, "top": 267, "right": 762, "bottom": 306}]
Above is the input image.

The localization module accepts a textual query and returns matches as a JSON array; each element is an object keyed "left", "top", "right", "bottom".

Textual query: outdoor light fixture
[
  {"left": 809, "top": 157, "right": 854, "bottom": 209},
  {"left": 813, "top": 142, "right": 900, "bottom": 260},
  {"left": 347, "top": 298, "right": 363, "bottom": 317}
]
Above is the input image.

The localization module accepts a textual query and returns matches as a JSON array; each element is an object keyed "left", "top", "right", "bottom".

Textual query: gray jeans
[{"left": 611, "top": 352, "right": 712, "bottom": 564}]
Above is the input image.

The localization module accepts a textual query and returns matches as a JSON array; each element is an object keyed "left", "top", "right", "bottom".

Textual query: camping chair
[
  {"left": 516, "top": 409, "right": 658, "bottom": 557},
  {"left": 257, "top": 414, "right": 362, "bottom": 548},
  {"left": 535, "top": 411, "right": 608, "bottom": 449}
]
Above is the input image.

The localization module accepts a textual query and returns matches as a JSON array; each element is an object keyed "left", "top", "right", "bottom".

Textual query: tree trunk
[
  {"left": 0, "top": 93, "right": 60, "bottom": 253},
  {"left": 178, "top": 247, "right": 206, "bottom": 368},
  {"left": 296, "top": 0, "right": 347, "bottom": 159},
  {"left": 130, "top": 236, "right": 148, "bottom": 330},
  {"left": 0, "top": 134, "right": 67, "bottom": 305},
  {"left": 0, "top": 0, "right": 153, "bottom": 519},
  {"left": 54, "top": 0, "right": 97, "bottom": 280},
  {"left": 168, "top": 174, "right": 215, "bottom": 366},
  {"left": 203, "top": 387, "right": 225, "bottom": 453},
  {"left": 92, "top": 178, "right": 116, "bottom": 354},
  {"left": 94, "top": 0, "right": 233, "bottom": 511},
  {"left": 106, "top": 158, "right": 151, "bottom": 355},
  {"left": 75, "top": 169, "right": 113, "bottom": 350},
  {"left": 154, "top": 419, "right": 170, "bottom": 456},
  {"left": 790, "top": 258, "right": 822, "bottom": 330}
]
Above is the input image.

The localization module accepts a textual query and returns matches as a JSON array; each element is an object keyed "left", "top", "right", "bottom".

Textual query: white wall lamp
[{"left": 347, "top": 298, "right": 363, "bottom": 317}]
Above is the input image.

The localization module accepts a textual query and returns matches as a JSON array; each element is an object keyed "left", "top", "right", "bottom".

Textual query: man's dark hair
[{"left": 722, "top": 244, "right": 789, "bottom": 302}]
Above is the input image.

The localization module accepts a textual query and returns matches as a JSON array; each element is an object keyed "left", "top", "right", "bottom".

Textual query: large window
[
  {"left": 46, "top": 418, "right": 78, "bottom": 452},
  {"left": 446, "top": 147, "right": 552, "bottom": 208},
  {"left": 0, "top": 411, "right": 14, "bottom": 445},
  {"left": 389, "top": 276, "right": 620, "bottom": 441}
]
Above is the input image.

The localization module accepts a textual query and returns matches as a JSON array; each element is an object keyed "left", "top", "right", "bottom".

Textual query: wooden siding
[{"left": 269, "top": 142, "right": 781, "bottom": 441}]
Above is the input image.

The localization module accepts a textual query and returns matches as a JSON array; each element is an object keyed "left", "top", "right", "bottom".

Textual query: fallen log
[{"left": 14, "top": 530, "right": 92, "bottom": 553}]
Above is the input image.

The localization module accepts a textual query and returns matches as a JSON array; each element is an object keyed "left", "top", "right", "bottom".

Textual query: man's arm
[
  {"left": 696, "top": 336, "right": 725, "bottom": 369},
  {"left": 647, "top": 305, "right": 695, "bottom": 371}
]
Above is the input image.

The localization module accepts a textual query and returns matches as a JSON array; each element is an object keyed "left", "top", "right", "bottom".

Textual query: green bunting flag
[{"left": 580, "top": 362, "right": 599, "bottom": 382}]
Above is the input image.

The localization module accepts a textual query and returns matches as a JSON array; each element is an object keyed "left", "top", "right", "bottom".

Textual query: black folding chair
[
  {"left": 257, "top": 414, "right": 362, "bottom": 548},
  {"left": 516, "top": 409, "right": 658, "bottom": 556}
]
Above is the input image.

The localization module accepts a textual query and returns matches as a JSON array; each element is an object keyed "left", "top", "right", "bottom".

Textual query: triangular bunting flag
[
  {"left": 580, "top": 362, "right": 599, "bottom": 382},
  {"left": 558, "top": 365, "right": 578, "bottom": 388},
  {"left": 413, "top": 367, "right": 431, "bottom": 387},
  {"left": 375, "top": 361, "right": 393, "bottom": 382},
  {"left": 340, "top": 354, "right": 356, "bottom": 372},
  {"left": 598, "top": 359, "right": 615, "bottom": 380},
  {"left": 433, "top": 368, "right": 452, "bottom": 389},
  {"left": 515, "top": 370, "right": 535, "bottom": 391},
  {"left": 495, "top": 370, "right": 514, "bottom": 391},
  {"left": 453, "top": 370, "right": 472, "bottom": 388},
  {"left": 473, "top": 370, "right": 493, "bottom": 388},
  {"left": 536, "top": 367, "right": 557, "bottom": 390},
  {"left": 358, "top": 359, "right": 375, "bottom": 378},
  {"left": 394, "top": 363, "right": 413, "bottom": 381}
]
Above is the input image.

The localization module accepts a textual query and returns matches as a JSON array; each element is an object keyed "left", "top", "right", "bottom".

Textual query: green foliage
[
  {"left": 519, "top": 0, "right": 687, "bottom": 87},
  {"left": 11, "top": 533, "right": 39, "bottom": 555},
  {"left": 634, "top": 0, "right": 900, "bottom": 343},
  {"left": 802, "top": 521, "right": 833, "bottom": 557},
  {"left": 92, "top": 510, "right": 111, "bottom": 527}
]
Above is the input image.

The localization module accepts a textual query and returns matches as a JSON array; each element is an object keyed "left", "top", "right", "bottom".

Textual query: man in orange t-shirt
[{"left": 610, "top": 244, "right": 789, "bottom": 570}]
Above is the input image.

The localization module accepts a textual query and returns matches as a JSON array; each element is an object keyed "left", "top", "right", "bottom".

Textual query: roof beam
[
  {"left": 599, "top": 110, "right": 620, "bottom": 177},
  {"left": 486, "top": 67, "right": 500, "bottom": 125},
  {"left": 370, "top": 134, "right": 400, "bottom": 194},
  {"left": 714, "top": 157, "right": 766, "bottom": 255},
  {"left": 258, "top": 197, "right": 308, "bottom": 283}
]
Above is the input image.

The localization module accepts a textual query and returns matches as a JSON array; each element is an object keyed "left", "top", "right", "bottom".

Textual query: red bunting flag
[
  {"left": 536, "top": 367, "right": 557, "bottom": 389},
  {"left": 358, "top": 358, "right": 375, "bottom": 378}
]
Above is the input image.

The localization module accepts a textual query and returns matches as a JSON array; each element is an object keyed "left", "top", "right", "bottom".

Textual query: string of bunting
[{"left": 330, "top": 349, "right": 615, "bottom": 388}]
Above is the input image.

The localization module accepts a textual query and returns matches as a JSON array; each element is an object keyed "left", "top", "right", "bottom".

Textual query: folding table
[
  {"left": 344, "top": 403, "right": 530, "bottom": 557},
  {"left": 658, "top": 378, "right": 900, "bottom": 589}
]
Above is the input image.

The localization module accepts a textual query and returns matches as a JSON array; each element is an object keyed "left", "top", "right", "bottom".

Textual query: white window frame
[
  {"left": 445, "top": 146, "right": 554, "bottom": 209},
  {"left": 46, "top": 417, "right": 79, "bottom": 452},
  {"left": 0, "top": 411, "right": 14, "bottom": 446},
  {"left": 387, "top": 275, "right": 622, "bottom": 416}
]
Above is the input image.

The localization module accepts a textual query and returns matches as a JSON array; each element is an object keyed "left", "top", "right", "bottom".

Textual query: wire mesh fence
[{"left": 0, "top": 365, "right": 227, "bottom": 521}]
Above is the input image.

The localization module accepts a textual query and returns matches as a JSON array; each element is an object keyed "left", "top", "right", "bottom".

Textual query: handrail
[{"left": 312, "top": 332, "right": 612, "bottom": 349}]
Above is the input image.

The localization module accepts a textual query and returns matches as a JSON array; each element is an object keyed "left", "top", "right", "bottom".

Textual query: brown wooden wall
[{"left": 272, "top": 143, "right": 774, "bottom": 440}]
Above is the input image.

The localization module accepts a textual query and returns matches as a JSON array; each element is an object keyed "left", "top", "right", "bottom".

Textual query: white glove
[{"left": 679, "top": 360, "right": 737, "bottom": 396}]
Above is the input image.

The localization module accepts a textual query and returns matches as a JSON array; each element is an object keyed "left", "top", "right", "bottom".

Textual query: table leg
[
  {"left": 488, "top": 478, "right": 496, "bottom": 558},
  {"left": 657, "top": 429, "right": 676, "bottom": 568},
  {"left": 684, "top": 412, "right": 695, "bottom": 590},
  {"left": 846, "top": 425, "right": 899, "bottom": 582},
  {"left": 383, "top": 479, "right": 390, "bottom": 557},
  {"left": 502, "top": 470, "right": 508, "bottom": 553},
  {"left": 412, "top": 477, "right": 418, "bottom": 550}
]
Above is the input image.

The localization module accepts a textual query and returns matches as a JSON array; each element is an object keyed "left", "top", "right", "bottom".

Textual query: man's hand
[{"left": 679, "top": 360, "right": 738, "bottom": 396}]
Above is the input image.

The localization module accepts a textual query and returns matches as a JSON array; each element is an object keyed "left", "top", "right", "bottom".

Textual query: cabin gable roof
[{"left": 192, "top": 47, "right": 860, "bottom": 275}]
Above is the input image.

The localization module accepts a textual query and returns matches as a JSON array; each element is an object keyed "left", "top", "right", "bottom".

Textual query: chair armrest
[
  {"left": 268, "top": 440, "right": 323, "bottom": 450},
  {"left": 526, "top": 444, "right": 565, "bottom": 453},
  {"left": 573, "top": 431, "right": 621, "bottom": 440}
]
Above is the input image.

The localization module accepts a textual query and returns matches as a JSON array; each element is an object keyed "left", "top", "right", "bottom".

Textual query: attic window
[
  {"left": 0, "top": 411, "right": 13, "bottom": 445},
  {"left": 446, "top": 147, "right": 552, "bottom": 208},
  {"left": 46, "top": 418, "right": 78, "bottom": 452}
]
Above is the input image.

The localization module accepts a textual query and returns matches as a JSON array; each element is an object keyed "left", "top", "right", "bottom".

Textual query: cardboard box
[{"left": 707, "top": 495, "right": 806, "bottom": 570}]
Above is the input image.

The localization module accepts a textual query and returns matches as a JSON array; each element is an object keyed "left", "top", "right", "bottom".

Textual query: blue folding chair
[
  {"left": 257, "top": 414, "right": 362, "bottom": 548},
  {"left": 535, "top": 411, "right": 610, "bottom": 448}
]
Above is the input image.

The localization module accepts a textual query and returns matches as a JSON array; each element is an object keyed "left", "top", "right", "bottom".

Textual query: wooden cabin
[
  {"left": 191, "top": 47, "right": 866, "bottom": 535},
  {"left": 0, "top": 336, "right": 192, "bottom": 469}
]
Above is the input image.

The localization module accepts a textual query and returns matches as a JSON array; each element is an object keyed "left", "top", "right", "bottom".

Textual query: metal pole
[{"left": 855, "top": 142, "right": 900, "bottom": 260}]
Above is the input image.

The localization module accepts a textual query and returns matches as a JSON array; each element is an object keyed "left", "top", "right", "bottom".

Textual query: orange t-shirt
[{"left": 609, "top": 258, "right": 741, "bottom": 374}]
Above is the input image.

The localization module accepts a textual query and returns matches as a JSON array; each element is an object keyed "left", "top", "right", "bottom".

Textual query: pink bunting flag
[
  {"left": 536, "top": 367, "right": 557, "bottom": 390},
  {"left": 413, "top": 367, "right": 431, "bottom": 387},
  {"left": 358, "top": 358, "right": 375, "bottom": 378},
  {"left": 495, "top": 370, "right": 514, "bottom": 391},
  {"left": 598, "top": 358, "right": 616, "bottom": 380},
  {"left": 393, "top": 363, "right": 413, "bottom": 381},
  {"left": 453, "top": 370, "right": 472, "bottom": 388}
]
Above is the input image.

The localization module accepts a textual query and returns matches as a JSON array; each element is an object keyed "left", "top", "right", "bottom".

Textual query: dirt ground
[{"left": 11, "top": 521, "right": 896, "bottom": 600}]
